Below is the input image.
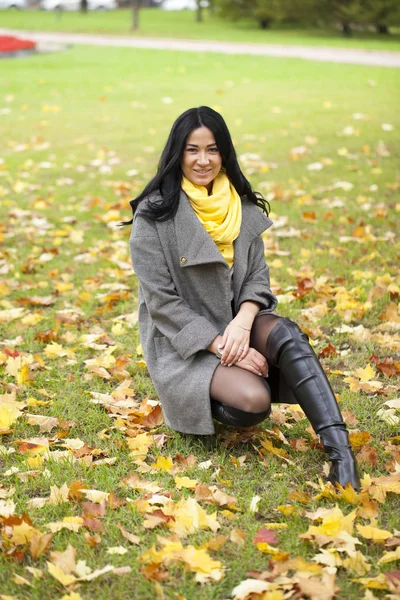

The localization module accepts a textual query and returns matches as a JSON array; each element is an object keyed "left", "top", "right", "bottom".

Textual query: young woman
[{"left": 122, "top": 106, "right": 360, "bottom": 490}]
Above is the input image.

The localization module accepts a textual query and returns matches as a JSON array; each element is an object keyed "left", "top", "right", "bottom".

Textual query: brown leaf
[
  {"left": 29, "top": 533, "right": 53, "bottom": 560},
  {"left": 205, "top": 535, "right": 227, "bottom": 551},
  {"left": 81, "top": 501, "right": 106, "bottom": 518},
  {"left": 141, "top": 404, "right": 164, "bottom": 428},
  {"left": 82, "top": 517, "right": 105, "bottom": 533},
  {"left": 356, "top": 445, "right": 379, "bottom": 467},
  {"left": 68, "top": 480, "right": 88, "bottom": 501},
  {"left": 356, "top": 497, "right": 379, "bottom": 520},
  {"left": 108, "top": 492, "right": 126, "bottom": 510},
  {"left": 318, "top": 344, "right": 337, "bottom": 358},
  {"left": 84, "top": 532, "right": 101, "bottom": 547},
  {"left": 386, "top": 537, "right": 400, "bottom": 550},
  {"left": 16, "top": 296, "right": 56, "bottom": 306},
  {"left": 141, "top": 564, "right": 169, "bottom": 582},
  {"left": 290, "top": 438, "right": 310, "bottom": 452},
  {"left": 117, "top": 523, "right": 140, "bottom": 545},
  {"left": 385, "top": 570, "right": 400, "bottom": 592},
  {"left": 293, "top": 277, "right": 314, "bottom": 298}
]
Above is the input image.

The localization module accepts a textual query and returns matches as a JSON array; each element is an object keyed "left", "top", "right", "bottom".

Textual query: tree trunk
[
  {"left": 342, "top": 22, "right": 352, "bottom": 36},
  {"left": 376, "top": 24, "right": 389, "bottom": 34},
  {"left": 196, "top": 0, "right": 203, "bottom": 22},
  {"left": 132, "top": 0, "right": 139, "bottom": 30},
  {"left": 80, "top": 0, "right": 88, "bottom": 13},
  {"left": 260, "top": 18, "right": 270, "bottom": 29}
]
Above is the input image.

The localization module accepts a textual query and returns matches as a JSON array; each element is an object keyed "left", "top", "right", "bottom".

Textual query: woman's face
[{"left": 181, "top": 126, "right": 222, "bottom": 192}]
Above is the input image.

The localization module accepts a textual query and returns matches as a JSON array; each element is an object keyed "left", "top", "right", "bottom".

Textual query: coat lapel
[
  {"left": 173, "top": 190, "right": 273, "bottom": 281},
  {"left": 174, "top": 190, "right": 229, "bottom": 269},
  {"left": 232, "top": 197, "right": 273, "bottom": 302}
]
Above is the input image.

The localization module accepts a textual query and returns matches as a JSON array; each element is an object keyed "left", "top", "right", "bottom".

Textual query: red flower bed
[{"left": 0, "top": 35, "right": 36, "bottom": 54}]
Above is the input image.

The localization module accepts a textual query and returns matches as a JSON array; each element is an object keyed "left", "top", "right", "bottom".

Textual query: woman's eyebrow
[{"left": 186, "top": 143, "right": 218, "bottom": 147}]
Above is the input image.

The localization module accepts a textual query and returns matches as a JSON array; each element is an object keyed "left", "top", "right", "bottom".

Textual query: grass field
[
  {"left": 0, "top": 45, "right": 400, "bottom": 599},
  {"left": 1, "top": 7, "right": 400, "bottom": 50}
]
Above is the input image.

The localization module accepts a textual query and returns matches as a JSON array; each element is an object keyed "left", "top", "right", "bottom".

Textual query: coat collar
[{"left": 173, "top": 189, "right": 273, "bottom": 269}]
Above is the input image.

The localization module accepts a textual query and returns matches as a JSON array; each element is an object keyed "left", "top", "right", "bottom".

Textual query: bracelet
[{"left": 235, "top": 324, "right": 251, "bottom": 331}]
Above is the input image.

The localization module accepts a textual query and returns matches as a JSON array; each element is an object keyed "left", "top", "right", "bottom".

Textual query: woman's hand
[
  {"left": 235, "top": 347, "right": 268, "bottom": 377},
  {"left": 218, "top": 302, "right": 261, "bottom": 366},
  {"left": 218, "top": 317, "right": 251, "bottom": 366}
]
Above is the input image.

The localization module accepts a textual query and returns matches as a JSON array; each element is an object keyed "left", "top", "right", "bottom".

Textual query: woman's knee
[{"left": 240, "top": 382, "right": 271, "bottom": 414}]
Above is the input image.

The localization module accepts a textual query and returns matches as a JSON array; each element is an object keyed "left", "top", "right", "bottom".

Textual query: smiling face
[{"left": 181, "top": 126, "right": 222, "bottom": 193}]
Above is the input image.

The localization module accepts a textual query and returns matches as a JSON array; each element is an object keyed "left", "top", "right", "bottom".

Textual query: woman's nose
[{"left": 197, "top": 152, "right": 209, "bottom": 165}]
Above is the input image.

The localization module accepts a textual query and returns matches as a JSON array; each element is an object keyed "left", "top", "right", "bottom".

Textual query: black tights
[{"left": 210, "top": 314, "right": 281, "bottom": 427}]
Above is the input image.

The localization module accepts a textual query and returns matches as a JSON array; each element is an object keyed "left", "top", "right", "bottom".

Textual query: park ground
[{"left": 0, "top": 33, "right": 400, "bottom": 600}]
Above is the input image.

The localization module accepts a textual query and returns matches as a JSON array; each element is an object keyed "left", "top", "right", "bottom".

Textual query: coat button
[{"left": 180, "top": 256, "right": 188, "bottom": 265}]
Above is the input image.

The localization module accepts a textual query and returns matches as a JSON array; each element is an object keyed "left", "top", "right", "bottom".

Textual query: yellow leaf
[
  {"left": 10, "top": 522, "right": 40, "bottom": 545},
  {"left": 12, "top": 574, "right": 31, "bottom": 586},
  {"left": 60, "top": 594, "right": 84, "bottom": 600},
  {"left": 0, "top": 392, "right": 24, "bottom": 431},
  {"left": 277, "top": 504, "right": 296, "bottom": 516},
  {"left": 126, "top": 432, "right": 153, "bottom": 458},
  {"left": 351, "top": 573, "right": 389, "bottom": 590},
  {"left": 107, "top": 546, "right": 128, "bottom": 555},
  {"left": 356, "top": 524, "right": 392, "bottom": 542},
  {"left": 49, "top": 483, "right": 70, "bottom": 505},
  {"left": 167, "top": 497, "right": 220, "bottom": 536},
  {"left": 230, "top": 528, "right": 247, "bottom": 545},
  {"left": 175, "top": 476, "right": 198, "bottom": 489},
  {"left": 81, "top": 489, "right": 109, "bottom": 503},
  {"left": 26, "top": 455, "right": 44, "bottom": 469},
  {"left": 353, "top": 365, "right": 376, "bottom": 382},
  {"left": 45, "top": 517, "right": 84, "bottom": 533},
  {"left": 304, "top": 505, "right": 356, "bottom": 537},
  {"left": 342, "top": 551, "right": 371, "bottom": 575},
  {"left": 151, "top": 455, "right": 173, "bottom": 471},
  {"left": 179, "top": 545, "right": 223, "bottom": 577},
  {"left": 47, "top": 562, "right": 77, "bottom": 586},
  {"left": 377, "top": 546, "right": 400, "bottom": 564},
  {"left": 44, "top": 342, "right": 67, "bottom": 359}
]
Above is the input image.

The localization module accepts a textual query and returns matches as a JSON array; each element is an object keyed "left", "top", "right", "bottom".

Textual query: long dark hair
[{"left": 119, "top": 106, "right": 269, "bottom": 226}]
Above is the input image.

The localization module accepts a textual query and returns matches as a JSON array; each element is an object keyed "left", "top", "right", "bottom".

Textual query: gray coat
[{"left": 129, "top": 190, "right": 278, "bottom": 435}]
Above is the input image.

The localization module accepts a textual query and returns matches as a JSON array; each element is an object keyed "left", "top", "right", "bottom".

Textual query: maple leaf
[
  {"left": 151, "top": 455, "right": 173, "bottom": 471},
  {"left": 253, "top": 528, "right": 279, "bottom": 546},
  {"left": 356, "top": 524, "right": 392, "bottom": 542}
]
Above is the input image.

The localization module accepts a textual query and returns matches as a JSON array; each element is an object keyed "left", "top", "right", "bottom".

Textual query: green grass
[
  {"left": 0, "top": 46, "right": 399, "bottom": 599},
  {"left": 1, "top": 7, "right": 400, "bottom": 50}
]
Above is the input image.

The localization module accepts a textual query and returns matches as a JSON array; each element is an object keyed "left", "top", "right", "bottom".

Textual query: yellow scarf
[{"left": 181, "top": 172, "right": 242, "bottom": 269}]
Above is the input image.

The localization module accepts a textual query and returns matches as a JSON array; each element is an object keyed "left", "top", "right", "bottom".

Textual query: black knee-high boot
[
  {"left": 265, "top": 318, "right": 360, "bottom": 490},
  {"left": 211, "top": 400, "right": 270, "bottom": 428}
]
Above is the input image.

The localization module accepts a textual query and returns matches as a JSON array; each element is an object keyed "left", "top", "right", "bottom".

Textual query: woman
[{"left": 122, "top": 106, "right": 360, "bottom": 490}]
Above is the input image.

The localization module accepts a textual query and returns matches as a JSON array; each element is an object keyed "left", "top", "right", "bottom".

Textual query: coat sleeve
[
  {"left": 237, "top": 235, "right": 278, "bottom": 313},
  {"left": 129, "top": 214, "right": 221, "bottom": 361}
]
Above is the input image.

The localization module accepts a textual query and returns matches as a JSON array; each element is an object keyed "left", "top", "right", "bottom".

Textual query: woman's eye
[{"left": 209, "top": 147, "right": 219, "bottom": 153}]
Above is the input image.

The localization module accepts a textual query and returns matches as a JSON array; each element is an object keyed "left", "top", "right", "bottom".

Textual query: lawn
[
  {"left": 0, "top": 45, "right": 399, "bottom": 600},
  {"left": 1, "top": 7, "right": 400, "bottom": 51}
]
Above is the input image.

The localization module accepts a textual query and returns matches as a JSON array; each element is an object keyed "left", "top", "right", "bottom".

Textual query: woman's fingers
[{"left": 223, "top": 342, "right": 241, "bottom": 366}]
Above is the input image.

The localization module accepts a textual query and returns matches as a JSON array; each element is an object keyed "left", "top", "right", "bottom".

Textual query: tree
[
  {"left": 215, "top": 0, "right": 287, "bottom": 29},
  {"left": 364, "top": 0, "right": 400, "bottom": 33},
  {"left": 80, "top": 0, "right": 88, "bottom": 13},
  {"left": 132, "top": 0, "right": 141, "bottom": 30},
  {"left": 196, "top": 0, "right": 203, "bottom": 23},
  {"left": 319, "top": 0, "right": 368, "bottom": 36}
]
